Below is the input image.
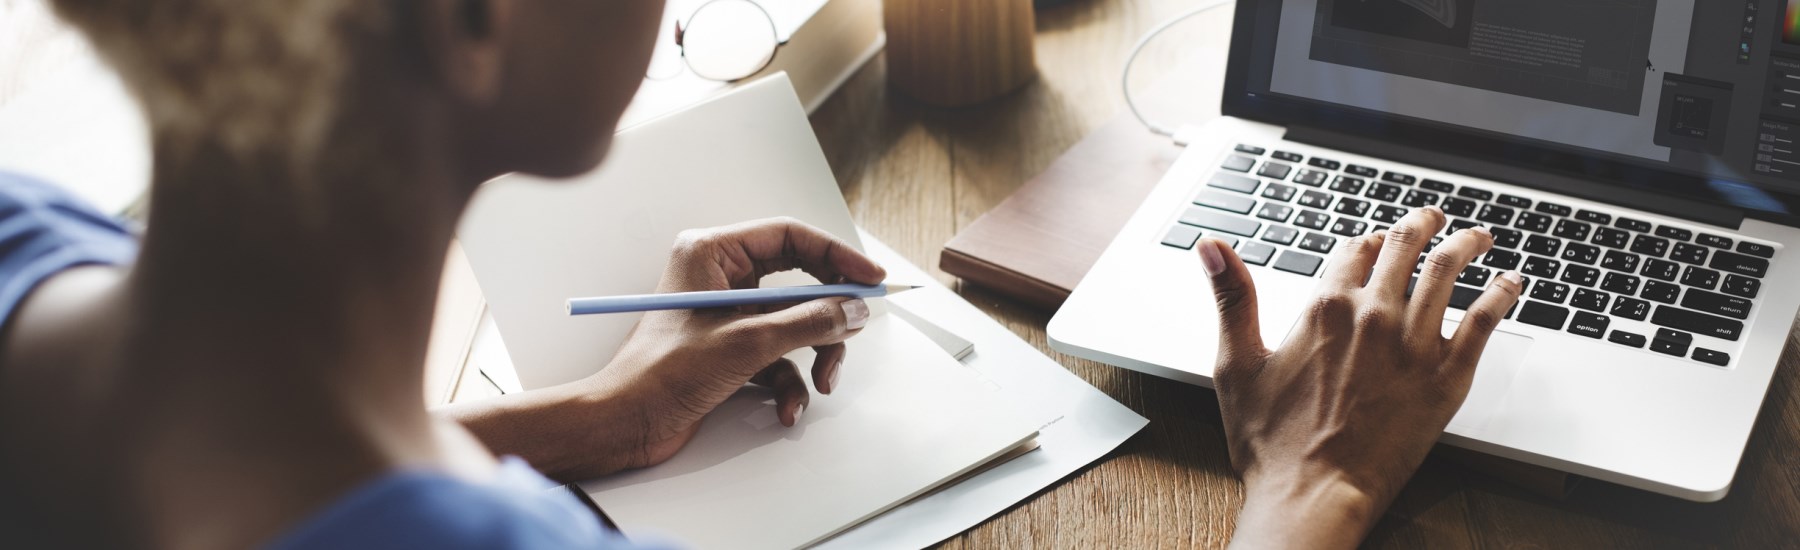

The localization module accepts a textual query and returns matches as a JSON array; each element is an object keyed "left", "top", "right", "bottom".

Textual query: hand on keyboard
[{"left": 1198, "top": 205, "right": 1524, "bottom": 548}]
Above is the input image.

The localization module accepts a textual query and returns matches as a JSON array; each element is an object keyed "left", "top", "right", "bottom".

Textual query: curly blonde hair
[{"left": 48, "top": 0, "right": 391, "bottom": 177}]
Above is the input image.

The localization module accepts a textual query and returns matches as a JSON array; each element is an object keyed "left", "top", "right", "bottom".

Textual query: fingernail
[
  {"left": 828, "top": 361, "right": 842, "bottom": 393},
  {"left": 1500, "top": 270, "right": 1523, "bottom": 286},
  {"left": 1198, "top": 239, "right": 1226, "bottom": 276},
  {"left": 1473, "top": 225, "right": 1492, "bottom": 238},
  {"left": 793, "top": 403, "right": 805, "bottom": 424},
  {"left": 842, "top": 299, "right": 868, "bottom": 331},
  {"left": 1424, "top": 205, "right": 1443, "bottom": 216}
]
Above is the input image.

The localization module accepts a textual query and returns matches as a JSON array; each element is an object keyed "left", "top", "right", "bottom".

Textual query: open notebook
[{"left": 457, "top": 74, "right": 1039, "bottom": 549}]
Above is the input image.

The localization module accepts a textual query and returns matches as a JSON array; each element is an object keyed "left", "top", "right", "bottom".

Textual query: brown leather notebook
[{"left": 940, "top": 113, "right": 1183, "bottom": 310}]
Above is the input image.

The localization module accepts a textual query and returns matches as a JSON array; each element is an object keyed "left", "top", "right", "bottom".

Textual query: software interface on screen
[{"left": 1245, "top": 0, "right": 1800, "bottom": 193}]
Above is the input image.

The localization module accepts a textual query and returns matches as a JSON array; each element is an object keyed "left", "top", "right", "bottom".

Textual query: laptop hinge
[{"left": 1284, "top": 126, "right": 1747, "bottom": 230}]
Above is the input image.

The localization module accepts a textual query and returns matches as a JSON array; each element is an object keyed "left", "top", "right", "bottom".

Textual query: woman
[{"left": 0, "top": 1, "right": 1519, "bottom": 548}]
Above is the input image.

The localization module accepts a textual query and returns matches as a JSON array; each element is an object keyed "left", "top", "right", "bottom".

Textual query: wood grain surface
[{"left": 809, "top": 0, "right": 1800, "bottom": 547}]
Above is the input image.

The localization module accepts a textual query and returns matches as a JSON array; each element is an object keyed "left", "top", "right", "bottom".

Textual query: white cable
[{"left": 1123, "top": 0, "right": 1233, "bottom": 137}]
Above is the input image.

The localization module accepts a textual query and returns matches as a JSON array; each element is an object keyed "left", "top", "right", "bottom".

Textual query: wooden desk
[{"left": 810, "top": 1, "right": 1800, "bottom": 547}]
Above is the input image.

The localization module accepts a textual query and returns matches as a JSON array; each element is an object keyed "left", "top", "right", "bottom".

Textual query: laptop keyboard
[{"left": 1161, "top": 143, "right": 1779, "bottom": 368}]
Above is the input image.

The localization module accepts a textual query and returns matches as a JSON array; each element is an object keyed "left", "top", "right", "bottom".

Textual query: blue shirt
[{"left": 0, "top": 172, "right": 657, "bottom": 549}]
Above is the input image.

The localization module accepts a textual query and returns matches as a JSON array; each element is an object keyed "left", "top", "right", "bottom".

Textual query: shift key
[
  {"left": 1651, "top": 306, "right": 1743, "bottom": 341},
  {"left": 1179, "top": 206, "right": 1262, "bottom": 237}
]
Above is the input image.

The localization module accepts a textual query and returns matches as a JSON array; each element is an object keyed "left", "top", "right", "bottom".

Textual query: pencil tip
[{"left": 886, "top": 284, "right": 921, "bottom": 295}]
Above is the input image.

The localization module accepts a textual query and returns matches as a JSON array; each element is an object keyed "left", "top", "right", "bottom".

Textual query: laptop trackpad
[{"left": 1444, "top": 323, "right": 1534, "bottom": 436}]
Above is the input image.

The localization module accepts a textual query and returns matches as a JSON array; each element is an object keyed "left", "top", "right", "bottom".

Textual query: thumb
[
  {"left": 1197, "top": 237, "right": 1266, "bottom": 363},
  {"left": 731, "top": 297, "right": 869, "bottom": 359}
]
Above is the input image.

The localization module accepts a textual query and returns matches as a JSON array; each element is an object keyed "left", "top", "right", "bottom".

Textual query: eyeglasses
[{"left": 649, "top": 0, "right": 787, "bottom": 82}]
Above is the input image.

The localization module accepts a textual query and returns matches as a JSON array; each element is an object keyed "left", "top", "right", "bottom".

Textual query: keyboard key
[
  {"left": 1364, "top": 182, "right": 1402, "bottom": 203},
  {"left": 1273, "top": 250, "right": 1324, "bottom": 276},
  {"left": 1294, "top": 210, "right": 1330, "bottom": 230},
  {"left": 1652, "top": 307, "right": 1743, "bottom": 341},
  {"left": 1523, "top": 235, "right": 1561, "bottom": 256},
  {"left": 1514, "top": 211, "right": 1552, "bottom": 233},
  {"left": 1441, "top": 197, "right": 1477, "bottom": 218},
  {"left": 1670, "top": 243, "right": 1709, "bottom": 265},
  {"left": 1329, "top": 218, "right": 1369, "bottom": 237},
  {"left": 1328, "top": 176, "right": 1365, "bottom": 194},
  {"left": 1571, "top": 288, "right": 1609, "bottom": 312},
  {"left": 1238, "top": 241, "right": 1277, "bottom": 266},
  {"left": 1208, "top": 234, "right": 1240, "bottom": 249},
  {"left": 1221, "top": 156, "right": 1255, "bottom": 172},
  {"left": 1333, "top": 198, "right": 1371, "bottom": 218},
  {"left": 1476, "top": 204, "right": 1514, "bottom": 225},
  {"left": 1560, "top": 265, "right": 1599, "bottom": 287},
  {"left": 1517, "top": 301, "right": 1571, "bottom": 330},
  {"left": 1708, "top": 250, "right": 1769, "bottom": 278},
  {"left": 1307, "top": 157, "right": 1341, "bottom": 170},
  {"left": 1345, "top": 164, "right": 1379, "bottom": 177},
  {"left": 1630, "top": 234, "right": 1669, "bottom": 257},
  {"left": 1457, "top": 187, "right": 1494, "bottom": 201},
  {"left": 1447, "top": 284, "right": 1485, "bottom": 310},
  {"left": 1696, "top": 234, "right": 1732, "bottom": 249},
  {"left": 1560, "top": 243, "right": 1599, "bottom": 265},
  {"left": 1257, "top": 163, "right": 1293, "bottom": 180},
  {"left": 1402, "top": 190, "right": 1440, "bottom": 207},
  {"left": 1457, "top": 265, "right": 1492, "bottom": 287},
  {"left": 1372, "top": 204, "right": 1408, "bottom": 224},
  {"left": 1497, "top": 194, "right": 1533, "bottom": 208},
  {"left": 1575, "top": 210, "right": 1613, "bottom": 224},
  {"left": 1721, "top": 274, "right": 1760, "bottom": 299},
  {"left": 1682, "top": 289, "right": 1752, "bottom": 320},
  {"left": 1256, "top": 203, "right": 1294, "bottom": 222},
  {"left": 1680, "top": 266, "right": 1719, "bottom": 290},
  {"left": 1272, "top": 151, "right": 1304, "bottom": 162},
  {"left": 1641, "top": 280, "right": 1681, "bottom": 304},
  {"left": 1736, "top": 241, "right": 1775, "bottom": 258},
  {"left": 1654, "top": 226, "right": 1692, "bottom": 241},
  {"left": 1535, "top": 202, "right": 1572, "bottom": 216},
  {"left": 1600, "top": 272, "right": 1640, "bottom": 295},
  {"left": 1641, "top": 258, "right": 1679, "bottom": 282},
  {"left": 1522, "top": 256, "right": 1561, "bottom": 278},
  {"left": 1611, "top": 296, "right": 1650, "bottom": 321},
  {"left": 1552, "top": 219, "right": 1592, "bottom": 241},
  {"left": 1180, "top": 206, "right": 1262, "bottom": 236},
  {"left": 1298, "top": 190, "right": 1333, "bottom": 209},
  {"left": 1382, "top": 171, "right": 1417, "bottom": 185},
  {"left": 1615, "top": 217, "right": 1652, "bottom": 232},
  {"left": 1651, "top": 328, "right": 1692, "bottom": 356},
  {"left": 1162, "top": 224, "right": 1202, "bottom": 249},
  {"left": 1591, "top": 227, "right": 1630, "bottom": 249},
  {"left": 1600, "top": 250, "right": 1640, "bottom": 273},
  {"left": 1568, "top": 311, "right": 1610, "bottom": 339},
  {"left": 1194, "top": 190, "right": 1256, "bottom": 214},
  {"left": 1419, "top": 179, "right": 1454, "bottom": 192},
  {"left": 1299, "top": 232, "right": 1337, "bottom": 253},
  {"left": 1447, "top": 219, "right": 1479, "bottom": 236},
  {"left": 1294, "top": 169, "right": 1329, "bottom": 186},
  {"left": 1235, "top": 144, "right": 1266, "bottom": 155},
  {"left": 1482, "top": 249, "right": 1521, "bottom": 270},
  {"left": 1210, "top": 173, "right": 1260, "bottom": 194},
  {"left": 1608, "top": 330, "right": 1646, "bottom": 348},
  {"left": 1262, "top": 183, "right": 1297, "bottom": 202},
  {"left": 1529, "top": 280, "right": 1569, "bottom": 303},
  {"left": 1261, "top": 225, "right": 1300, "bottom": 245},
  {"left": 1692, "top": 348, "right": 1730, "bottom": 366},
  {"left": 1492, "top": 227, "right": 1523, "bottom": 249}
]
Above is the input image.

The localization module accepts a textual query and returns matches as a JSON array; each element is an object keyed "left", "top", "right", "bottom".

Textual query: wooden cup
[{"left": 884, "top": 0, "right": 1038, "bottom": 107}]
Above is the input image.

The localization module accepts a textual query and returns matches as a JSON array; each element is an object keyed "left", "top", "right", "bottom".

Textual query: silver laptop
[{"left": 1050, "top": 0, "right": 1800, "bottom": 502}]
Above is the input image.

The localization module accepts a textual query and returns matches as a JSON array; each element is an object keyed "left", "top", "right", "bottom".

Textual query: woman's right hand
[{"left": 1199, "top": 205, "right": 1523, "bottom": 548}]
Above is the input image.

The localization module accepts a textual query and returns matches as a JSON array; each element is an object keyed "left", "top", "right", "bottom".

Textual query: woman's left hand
[{"left": 584, "top": 217, "right": 885, "bottom": 468}]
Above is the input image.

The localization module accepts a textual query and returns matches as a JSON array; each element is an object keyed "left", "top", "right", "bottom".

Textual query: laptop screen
[{"left": 1229, "top": 0, "right": 1800, "bottom": 217}]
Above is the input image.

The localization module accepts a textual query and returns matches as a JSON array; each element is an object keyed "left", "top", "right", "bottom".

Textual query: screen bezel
[{"left": 1219, "top": 0, "right": 1800, "bottom": 225}]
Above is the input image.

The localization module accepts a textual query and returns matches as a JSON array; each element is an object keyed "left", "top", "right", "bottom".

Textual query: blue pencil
[{"left": 566, "top": 283, "right": 919, "bottom": 316}]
